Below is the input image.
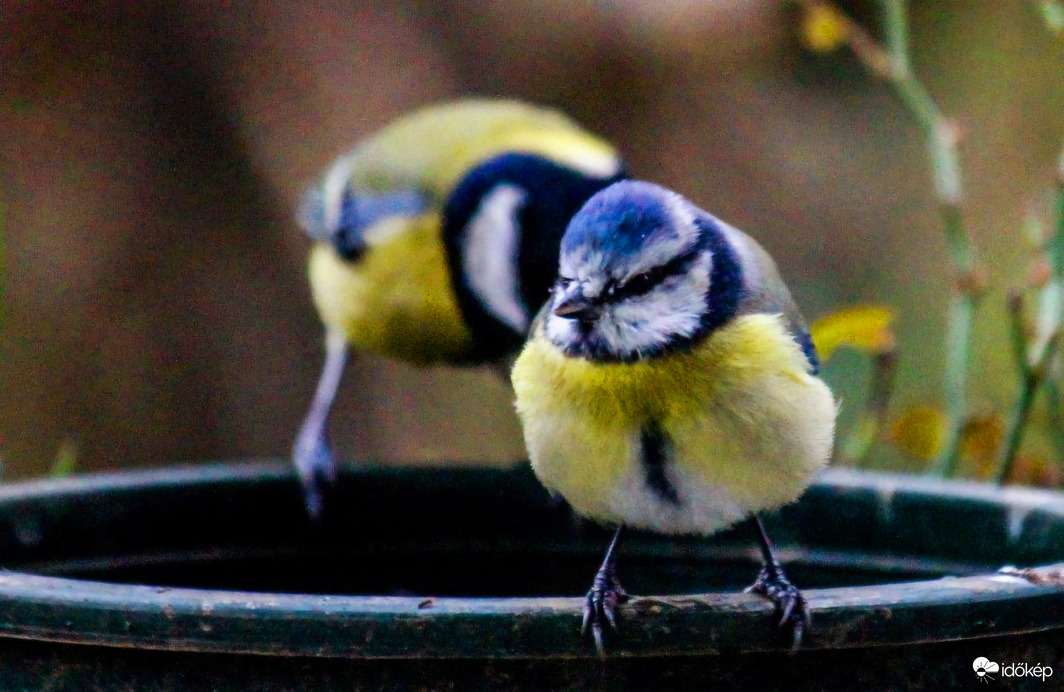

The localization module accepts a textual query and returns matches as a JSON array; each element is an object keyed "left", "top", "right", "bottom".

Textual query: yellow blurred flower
[
  {"left": 891, "top": 405, "right": 945, "bottom": 460},
  {"left": 810, "top": 305, "right": 895, "bottom": 362},
  {"left": 800, "top": 3, "right": 849, "bottom": 53},
  {"left": 959, "top": 414, "right": 1004, "bottom": 478}
]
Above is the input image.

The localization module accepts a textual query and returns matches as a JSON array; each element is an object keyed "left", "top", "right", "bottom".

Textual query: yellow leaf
[
  {"left": 800, "top": 3, "right": 849, "bottom": 53},
  {"left": 49, "top": 437, "right": 78, "bottom": 479},
  {"left": 891, "top": 405, "right": 945, "bottom": 460},
  {"left": 810, "top": 305, "right": 895, "bottom": 362}
]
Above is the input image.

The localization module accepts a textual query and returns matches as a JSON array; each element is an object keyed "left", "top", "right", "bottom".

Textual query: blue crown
[{"left": 561, "top": 181, "right": 684, "bottom": 260}]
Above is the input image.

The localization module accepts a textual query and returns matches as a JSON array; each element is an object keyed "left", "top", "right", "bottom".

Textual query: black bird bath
[{"left": 1, "top": 461, "right": 1063, "bottom": 688}]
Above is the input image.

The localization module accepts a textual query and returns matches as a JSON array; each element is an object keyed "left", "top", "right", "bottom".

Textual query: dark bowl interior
[
  {"left": 0, "top": 462, "right": 1034, "bottom": 595},
  {"left": 1, "top": 460, "right": 1064, "bottom": 671}
]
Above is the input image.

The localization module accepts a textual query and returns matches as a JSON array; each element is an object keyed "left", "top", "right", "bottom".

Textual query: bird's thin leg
[
  {"left": 292, "top": 329, "right": 349, "bottom": 519},
  {"left": 582, "top": 526, "right": 629, "bottom": 658},
  {"left": 744, "top": 515, "right": 809, "bottom": 651}
]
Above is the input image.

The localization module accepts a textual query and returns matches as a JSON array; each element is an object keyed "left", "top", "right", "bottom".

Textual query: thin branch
[
  {"left": 1038, "top": 0, "right": 1064, "bottom": 34},
  {"left": 838, "top": 350, "right": 898, "bottom": 467},
  {"left": 877, "top": 0, "right": 979, "bottom": 475},
  {"left": 1045, "top": 150, "right": 1064, "bottom": 451},
  {"left": 996, "top": 323, "right": 1061, "bottom": 485},
  {"left": 797, "top": 0, "right": 979, "bottom": 474},
  {"left": 881, "top": 0, "right": 910, "bottom": 74},
  {"left": 799, "top": 0, "right": 1062, "bottom": 478}
]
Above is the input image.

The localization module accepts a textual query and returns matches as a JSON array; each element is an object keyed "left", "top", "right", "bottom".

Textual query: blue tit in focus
[
  {"left": 511, "top": 180, "right": 836, "bottom": 655},
  {"left": 294, "top": 99, "right": 626, "bottom": 517}
]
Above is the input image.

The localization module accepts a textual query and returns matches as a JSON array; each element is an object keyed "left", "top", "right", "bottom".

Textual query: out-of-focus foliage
[
  {"left": 799, "top": 3, "right": 849, "bottom": 53},
  {"left": 891, "top": 406, "right": 945, "bottom": 461},
  {"left": 798, "top": 1, "right": 1063, "bottom": 485},
  {"left": 2, "top": 2, "right": 1062, "bottom": 486},
  {"left": 1041, "top": 0, "right": 1064, "bottom": 34},
  {"left": 811, "top": 306, "right": 895, "bottom": 362},
  {"left": 49, "top": 438, "right": 78, "bottom": 479}
]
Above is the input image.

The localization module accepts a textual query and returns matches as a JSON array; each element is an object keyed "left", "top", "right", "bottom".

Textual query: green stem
[
  {"left": 840, "top": 351, "right": 898, "bottom": 467},
  {"left": 1040, "top": 0, "right": 1064, "bottom": 33},
  {"left": 996, "top": 372, "right": 1041, "bottom": 485},
  {"left": 879, "top": 1, "right": 976, "bottom": 475},
  {"left": 811, "top": 0, "right": 982, "bottom": 475},
  {"left": 881, "top": 0, "right": 910, "bottom": 73},
  {"left": 933, "top": 292, "right": 975, "bottom": 475},
  {"left": 996, "top": 330, "right": 1061, "bottom": 484},
  {"left": 994, "top": 150, "right": 1064, "bottom": 482},
  {"left": 1046, "top": 151, "right": 1064, "bottom": 448}
]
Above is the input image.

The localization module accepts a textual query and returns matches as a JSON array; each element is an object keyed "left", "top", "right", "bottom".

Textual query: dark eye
[
  {"left": 555, "top": 277, "right": 574, "bottom": 292},
  {"left": 618, "top": 271, "right": 657, "bottom": 298}
]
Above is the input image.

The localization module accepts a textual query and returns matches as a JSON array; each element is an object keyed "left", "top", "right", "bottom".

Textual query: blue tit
[
  {"left": 294, "top": 99, "right": 626, "bottom": 517},
  {"left": 511, "top": 180, "right": 836, "bottom": 655}
]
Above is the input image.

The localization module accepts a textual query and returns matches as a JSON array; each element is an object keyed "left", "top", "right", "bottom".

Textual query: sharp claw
[
  {"left": 304, "top": 487, "right": 324, "bottom": 521},
  {"left": 294, "top": 433, "right": 338, "bottom": 520},
  {"left": 778, "top": 594, "right": 796, "bottom": 626},
  {"left": 592, "top": 623, "right": 606, "bottom": 659},
  {"left": 582, "top": 560, "right": 627, "bottom": 655},
  {"left": 790, "top": 618, "right": 804, "bottom": 652},
  {"left": 747, "top": 563, "right": 809, "bottom": 652},
  {"left": 603, "top": 604, "right": 618, "bottom": 630}
]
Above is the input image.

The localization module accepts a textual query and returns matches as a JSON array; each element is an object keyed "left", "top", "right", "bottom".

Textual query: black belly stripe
[{"left": 641, "top": 423, "right": 680, "bottom": 505}]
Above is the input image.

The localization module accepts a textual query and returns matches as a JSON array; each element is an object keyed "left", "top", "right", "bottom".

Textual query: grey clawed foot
[
  {"left": 582, "top": 560, "right": 629, "bottom": 658},
  {"left": 745, "top": 562, "right": 809, "bottom": 652},
  {"left": 294, "top": 330, "right": 349, "bottom": 520},
  {"left": 293, "top": 435, "right": 338, "bottom": 521}
]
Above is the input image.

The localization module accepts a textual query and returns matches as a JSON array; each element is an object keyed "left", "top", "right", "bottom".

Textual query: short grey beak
[{"left": 553, "top": 284, "right": 602, "bottom": 321}]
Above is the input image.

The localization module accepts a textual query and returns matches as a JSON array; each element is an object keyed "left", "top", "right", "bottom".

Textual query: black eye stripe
[
  {"left": 613, "top": 247, "right": 703, "bottom": 300},
  {"left": 332, "top": 189, "right": 430, "bottom": 260}
]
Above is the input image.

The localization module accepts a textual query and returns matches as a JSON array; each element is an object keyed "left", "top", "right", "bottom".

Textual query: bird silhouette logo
[{"left": 973, "top": 657, "right": 1000, "bottom": 683}]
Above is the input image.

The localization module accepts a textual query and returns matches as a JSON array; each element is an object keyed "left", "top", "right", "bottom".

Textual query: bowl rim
[{"left": 0, "top": 461, "right": 1062, "bottom": 659}]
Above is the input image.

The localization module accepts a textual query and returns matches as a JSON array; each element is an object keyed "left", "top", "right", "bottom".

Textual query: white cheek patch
[
  {"left": 599, "top": 253, "right": 713, "bottom": 356},
  {"left": 544, "top": 302, "right": 580, "bottom": 346},
  {"left": 320, "top": 154, "right": 358, "bottom": 235},
  {"left": 463, "top": 184, "right": 530, "bottom": 333},
  {"left": 545, "top": 252, "right": 714, "bottom": 359}
]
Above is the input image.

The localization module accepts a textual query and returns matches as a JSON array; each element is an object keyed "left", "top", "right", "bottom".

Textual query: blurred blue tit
[
  {"left": 511, "top": 180, "right": 836, "bottom": 655},
  {"left": 294, "top": 99, "right": 626, "bottom": 517}
]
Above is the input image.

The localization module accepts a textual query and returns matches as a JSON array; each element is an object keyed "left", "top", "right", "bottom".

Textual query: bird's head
[
  {"left": 298, "top": 154, "right": 430, "bottom": 262},
  {"left": 545, "top": 180, "right": 738, "bottom": 362}
]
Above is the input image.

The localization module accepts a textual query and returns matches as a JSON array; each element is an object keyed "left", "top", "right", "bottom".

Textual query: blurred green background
[{"left": 2, "top": 2, "right": 1062, "bottom": 480}]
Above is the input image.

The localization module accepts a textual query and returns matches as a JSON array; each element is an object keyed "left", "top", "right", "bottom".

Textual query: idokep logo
[
  {"left": 973, "top": 657, "right": 999, "bottom": 682},
  {"left": 973, "top": 657, "right": 1054, "bottom": 683}
]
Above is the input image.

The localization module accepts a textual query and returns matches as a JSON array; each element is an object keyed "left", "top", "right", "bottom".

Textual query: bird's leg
[
  {"left": 292, "top": 329, "right": 348, "bottom": 519},
  {"left": 582, "top": 526, "right": 628, "bottom": 658},
  {"left": 744, "top": 515, "right": 809, "bottom": 651}
]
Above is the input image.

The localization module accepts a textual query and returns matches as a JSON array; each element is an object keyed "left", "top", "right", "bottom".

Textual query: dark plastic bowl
[{"left": 1, "top": 461, "right": 1063, "bottom": 687}]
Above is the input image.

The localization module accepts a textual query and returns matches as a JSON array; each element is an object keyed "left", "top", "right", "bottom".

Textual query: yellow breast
[
  {"left": 308, "top": 215, "right": 474, "bottom": 365},
  {"left": 511, "top": 313, "right": 836, "bottom": 534}
]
